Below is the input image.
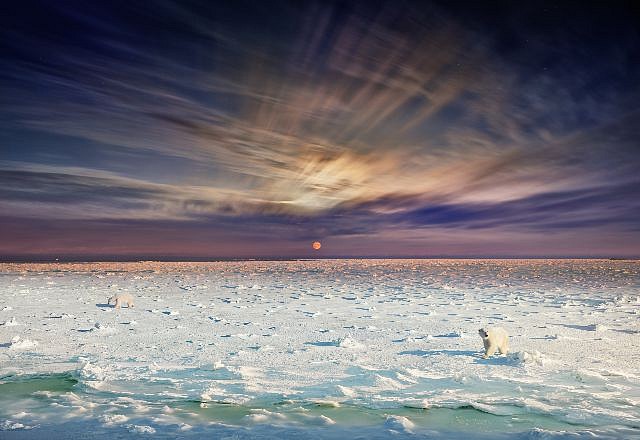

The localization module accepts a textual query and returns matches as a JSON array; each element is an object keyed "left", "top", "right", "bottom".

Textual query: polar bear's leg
[
  {"left": 483, "top": 344, "right": 496, "bottom": 358},
  {"left": 129, "top": 301, "right": 134, "bottom": 308},
  {"left": 114, "top": 298, "right": 121, "bottom": 309},
  {"left": 496, "top": 335, "right": 508, "bottom": 355}
]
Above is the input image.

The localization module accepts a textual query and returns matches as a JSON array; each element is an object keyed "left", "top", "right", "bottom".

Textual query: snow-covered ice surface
[{"left": 0, "top": 259, "right": 639, "bottom": 439}]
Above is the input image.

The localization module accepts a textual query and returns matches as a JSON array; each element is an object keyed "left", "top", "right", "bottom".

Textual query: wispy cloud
[{"left": 0, "top": 1, "right": 638, "bottom": 255}]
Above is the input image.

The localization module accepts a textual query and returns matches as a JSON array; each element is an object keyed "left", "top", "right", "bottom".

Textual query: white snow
[{"left": 0, "top": 259, "right": 638, "bottom": 438}]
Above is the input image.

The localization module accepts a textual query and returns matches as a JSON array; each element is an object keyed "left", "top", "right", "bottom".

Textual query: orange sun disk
[{"left": 312, "top": 241, "right": 321, "bottom": 250}]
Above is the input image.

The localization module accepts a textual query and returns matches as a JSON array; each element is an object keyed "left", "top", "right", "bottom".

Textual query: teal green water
[
  {"left": 0, "top": 373, "right": 78, "bottom": 395},
  {"left": 0, "top": 373, "right": 596, "bottom": 434}
]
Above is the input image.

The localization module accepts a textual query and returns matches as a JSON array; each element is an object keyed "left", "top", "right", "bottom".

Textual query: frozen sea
[{"left": 0, "top": 259, "right": 638, "bottom": 439}]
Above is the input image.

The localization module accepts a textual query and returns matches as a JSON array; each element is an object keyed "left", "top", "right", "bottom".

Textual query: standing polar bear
[
  {"left": 107, "top": 293, "right": 135, "bottom": 309},
  {"left": 478, "top": 327, "right": 509, "bottom": 358}
]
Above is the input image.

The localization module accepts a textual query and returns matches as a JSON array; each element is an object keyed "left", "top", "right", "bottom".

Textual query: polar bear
[
  {"left": 478, "top": 327, "right": 509, "bottom": 358},
  {"left": 107, "top": 293, "right": 135, "bottom": 309}
]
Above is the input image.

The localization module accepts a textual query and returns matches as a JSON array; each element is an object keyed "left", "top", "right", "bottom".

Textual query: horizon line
[{"left": 0, "top": 255, "right": 638, "bottom": 263}]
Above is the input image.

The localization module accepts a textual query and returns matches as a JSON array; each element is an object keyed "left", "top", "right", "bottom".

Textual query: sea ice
[{"left": 0, "top": 260, "right": 638, "bottom": 438}]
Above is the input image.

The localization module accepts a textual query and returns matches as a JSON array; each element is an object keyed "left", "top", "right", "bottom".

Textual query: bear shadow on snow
[
  {"left": 399, "top": 349, "right": 479, "bottom": 357},
  {"left": 473, "top": 354, "right": 516, "bottom": 366},
  {"left": 398, "top": 349, "right": 517, "bottom": 366}
]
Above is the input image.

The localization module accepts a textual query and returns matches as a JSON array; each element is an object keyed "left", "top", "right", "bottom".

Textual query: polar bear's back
[
  {"left": 489, "top": 326, "right": 509, "bottom": 346},
  {"left": 489, "top": 326, "right": 508, "bottom": 336},
  {"left": 108, "top": 293, "right": 135, "bottom": 307}
]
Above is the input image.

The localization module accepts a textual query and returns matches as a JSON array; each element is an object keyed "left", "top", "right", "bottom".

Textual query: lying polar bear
[
  {"left": 107, "top": 293, "right": 135, "bottom": 309},
  {"left": 478, "top": 327, "right": 509, "bottom": 358}
]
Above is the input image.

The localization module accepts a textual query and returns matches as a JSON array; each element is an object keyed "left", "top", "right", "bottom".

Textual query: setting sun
[{"left": 312, "top": 241, "right": 321, "bottom": 250}]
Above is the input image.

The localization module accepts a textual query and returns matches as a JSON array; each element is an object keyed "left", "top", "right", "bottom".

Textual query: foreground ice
[{"left": 0, "top": 259, "right": 638, "bottom": 439}]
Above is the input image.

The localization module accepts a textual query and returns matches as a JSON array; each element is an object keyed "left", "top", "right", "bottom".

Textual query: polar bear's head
[{"left": 478, "top": 328, "right": 489, "bottom": 339}]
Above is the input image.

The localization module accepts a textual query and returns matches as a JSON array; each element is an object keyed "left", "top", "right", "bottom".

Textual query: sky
[{"left": 1, "top": 0, "right": 639, "bottom": 259}]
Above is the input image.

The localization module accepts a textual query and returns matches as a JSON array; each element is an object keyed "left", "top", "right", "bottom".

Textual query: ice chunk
[
  {"left": 1, "top": 317, "right": 19, "bottom": 326},
  {"left": 8, "top": 336, "right": 38, "bottom": 350},
  {"left": 337, "top": 335, "right": 365, "bottom": 349},
  {"left": 126, "top": 424, "right": 155, "bottom": 434},
  {"left": 100, "top": 414, "right": 129, "bottom": 425},
  {"left": 512, "top": 350, "right": 545, "bottom": 366},
  {"left": 384, "top": 415, "right": 415, "bottom": 432}
]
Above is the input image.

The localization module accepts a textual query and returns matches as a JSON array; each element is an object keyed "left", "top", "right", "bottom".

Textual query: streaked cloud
[{"left": 0, "top": 1, "right": 638, "bottom": 256}]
